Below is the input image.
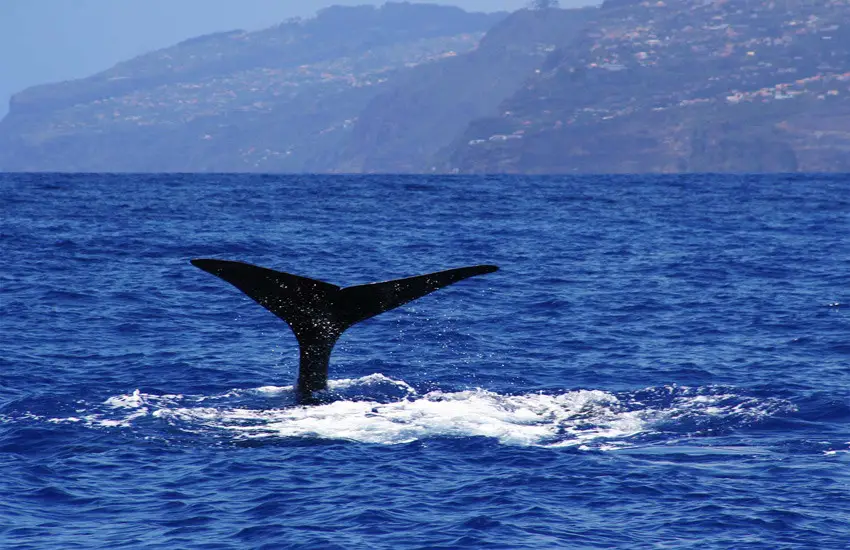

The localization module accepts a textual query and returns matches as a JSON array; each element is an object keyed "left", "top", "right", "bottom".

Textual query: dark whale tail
[{"left": 190, "top": 259, "right": 497, "bottom": 399}]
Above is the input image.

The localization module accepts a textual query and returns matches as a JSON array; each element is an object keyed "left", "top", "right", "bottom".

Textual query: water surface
[{"left": 1, "top": 173, "right": 848, "bottom": 548}]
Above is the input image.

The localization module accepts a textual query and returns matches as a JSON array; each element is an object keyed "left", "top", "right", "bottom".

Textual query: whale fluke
[{"left": 190, "top": 259, "right": 497, "bottom": 399}]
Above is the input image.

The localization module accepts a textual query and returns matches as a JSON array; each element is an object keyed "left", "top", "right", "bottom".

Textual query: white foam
[
  {"left": 38, "top": 376, "right": 796, "bottom": 448},
  {"left": 147, "top": 387, "right": 635, "bottom": 446},
  {"left": 253, "top": 385, "right": 291, "bottom": 396},
  {"left": 327, "top": 373, "right": 417, "bottom": 393}
]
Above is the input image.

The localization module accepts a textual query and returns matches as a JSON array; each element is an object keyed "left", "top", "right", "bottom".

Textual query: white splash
[
  {"left": 42, "top": 375, "right": 796, "bottom": 448},
  {"left": 128, "top": 386, "right": 639, "bottom": 446}
]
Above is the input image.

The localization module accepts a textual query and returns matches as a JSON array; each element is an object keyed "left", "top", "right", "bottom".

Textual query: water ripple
[{"left": 1, "top": 173, "right": 848, "bottom": 549}]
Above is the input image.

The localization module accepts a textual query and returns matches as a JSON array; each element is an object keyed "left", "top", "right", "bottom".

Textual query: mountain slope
[
  {"left": 0, "top": 3, "right": 506, "bottom": 172},
  {"left": 322, "top": 7, "right": 596, "bottom": 172},
  {"left": 3, "top": 1, "right": 849, "bottom": 173},
  {"left": 445, "top": 0, "right": 850, "bottom": 173}
]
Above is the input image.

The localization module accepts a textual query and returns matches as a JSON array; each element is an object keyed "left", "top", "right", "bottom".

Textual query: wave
[{"left": 35, "top": 374, "right": 797, "bottom": 449}]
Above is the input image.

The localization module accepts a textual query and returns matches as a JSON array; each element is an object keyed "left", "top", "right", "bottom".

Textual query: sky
[{"left": 0, "top": 0, "right": 597, "bottom": 118}]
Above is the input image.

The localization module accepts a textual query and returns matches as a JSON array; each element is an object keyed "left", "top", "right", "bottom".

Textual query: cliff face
[
  {"left": 322, "top": 7, "right": 596, "bottom": 172},
  {"left": 0, "top": 3, "right": 505, "bottom": 172},
  {"left": 445, "top": 0, "right": 850, "bottom": 173},
  {"left": 2, "top": 1, "right": 849, "bottom": 174}
]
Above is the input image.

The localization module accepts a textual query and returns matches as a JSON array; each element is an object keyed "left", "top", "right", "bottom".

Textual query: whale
[{"left": 191, "top": 259, "right": 498, "bottom": 401}]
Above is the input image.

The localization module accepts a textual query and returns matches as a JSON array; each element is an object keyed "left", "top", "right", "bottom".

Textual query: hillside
[
  {"left": 322, "top": 6, "right": 596, "bottom": 172},
  {"left": 445, "top": 0, "right": 850, "bottom": 173},
  {"left": 0, "top": 3, "right": 505, "bottom": 172},
  {"left": 2, "top": 0, "right": 849, "bottom": 173}
]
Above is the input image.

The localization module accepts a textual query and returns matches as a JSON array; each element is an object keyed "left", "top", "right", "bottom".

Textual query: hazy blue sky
[{"left": 0, "top": 0, "right": 598, "bottom": 117}]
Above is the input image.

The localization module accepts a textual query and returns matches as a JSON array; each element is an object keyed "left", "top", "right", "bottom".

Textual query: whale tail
[{"left": 190, "top": 259, "right": 497, "bottom": 397}]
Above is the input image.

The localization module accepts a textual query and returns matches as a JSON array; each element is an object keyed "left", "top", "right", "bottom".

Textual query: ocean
[{"left": 1, "top": 173, "right": 848, "bottom": 549}]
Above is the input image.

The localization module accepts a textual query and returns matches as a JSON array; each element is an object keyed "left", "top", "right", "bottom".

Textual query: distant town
[
  {"left": 1, "top": 0, "right": 848, "bottom": 173},
  {"left": 471, "top": 0, "right": 849, "bottom": 142},
  {"left": 53, "top": 34, "right": 479, "bottom": 136}
]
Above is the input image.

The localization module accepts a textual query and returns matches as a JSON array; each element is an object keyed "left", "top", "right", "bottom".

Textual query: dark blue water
[{"left": 1, "top": 173, "right": 848, "bottom": 549}]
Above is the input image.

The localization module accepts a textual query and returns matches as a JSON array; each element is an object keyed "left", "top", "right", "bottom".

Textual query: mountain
[
  {"left": 444, "top": 0, "right": 850, "bottom": 173},
  {"left": 2, "top": 0, "right": 849, "bottom": 173},
  {"left": 0, "top": 3, "right": 506, "bottom": 172},
  {"left": 321, "top": 6, "right": 596, "bottom": 172}
]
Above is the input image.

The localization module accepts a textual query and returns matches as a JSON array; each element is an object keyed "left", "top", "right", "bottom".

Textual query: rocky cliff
[{"left": 2, "top": 0, "right": 849, "bottom": 174}]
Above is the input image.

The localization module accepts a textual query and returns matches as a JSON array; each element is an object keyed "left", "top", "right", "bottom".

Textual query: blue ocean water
[{"left": 1, "top": 173, "right": 848, "bottom": 549}]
